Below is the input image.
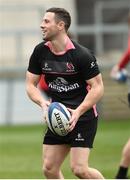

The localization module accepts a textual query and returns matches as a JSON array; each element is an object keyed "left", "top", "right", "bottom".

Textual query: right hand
[
  {"left": 41, "top": 100, "right": 51, "bottom": 122},
  {"left": 67, "top": 108, "right": 80, "bottom": 132}
]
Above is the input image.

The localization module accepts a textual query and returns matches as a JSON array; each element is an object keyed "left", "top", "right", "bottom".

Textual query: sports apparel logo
[
  {"left": 42, "top": 62, "right": 52, "bottom": 71},
  {"left": 66, "top": 62, "right": 75, "bottom": 72},
  {"left": 75, "top": 133, "right": 85, "bottom": 141},
  {"left": 54, "top": 77, "right": 68, "bottom": 85},
  {"left": 48, "top": 77, "right": 80, "bottom": 92},
  {"left": 45, "top": 62, "right": 48, "bottom": 68},
  {"left": 90, "top": 62, "right": 95, "bottom": 68}
]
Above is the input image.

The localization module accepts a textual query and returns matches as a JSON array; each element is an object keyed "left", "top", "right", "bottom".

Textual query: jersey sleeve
[
  {"left": 118, "top": 36, "right": 130, "bottom": 69},
  {"left": 78, "top": 49, "right": 100, "bottom": 80},
  {"left": 27, "top": 45, "right": 42, "bottom": 75},
  {"left": 118, "top": 49, "right": 130, "bottom": 69}
]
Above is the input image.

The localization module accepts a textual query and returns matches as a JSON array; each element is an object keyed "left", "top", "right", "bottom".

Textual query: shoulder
[
  {"left": 72, "top": 41, "right": 94, "bottom": 58},
  {"left": 34, "top": 41, "right": 48, "bottom": 52},
  {"left": 31, "top": 41, "right": 50, "bottom": 59},
  {"left": 72, "top": 41, "right": 96, "bottom": 64}
]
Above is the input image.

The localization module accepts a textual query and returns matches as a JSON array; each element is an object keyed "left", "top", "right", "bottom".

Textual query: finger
[
  {"left": 42, "top": 108, "right": 48, "bottom": 121},
  {"left": 42, "top": 115, "right": 47, "bottom": 123},
  {"left": 68, "top": 124, "right": 75, "bottom": 132},
  {"left": 67, "top": 108, "right": 73, "bottom": 114},
  {"left": 68, "top": 121, "right": 76, "bottom": 132},
  {"left": 49, "top": 99, "right": 52, "bottom": 103},
  {"left": 68, "top": 118, "right": 73, "bottom": 125},
  {"left": 47, "top": 100, "right": 51, "bottom": 106},
  {"left": 42, "top": 108, "right": 48, "bottom": 116}
]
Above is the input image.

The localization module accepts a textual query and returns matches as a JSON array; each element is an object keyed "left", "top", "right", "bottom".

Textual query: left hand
[{"left": 67, "top": 108, "right": 80, "bottom": 132}]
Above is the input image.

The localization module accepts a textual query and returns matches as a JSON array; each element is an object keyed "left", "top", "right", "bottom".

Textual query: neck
[{"left": 50, "top": 34, "right": 69, "bottom": 53}]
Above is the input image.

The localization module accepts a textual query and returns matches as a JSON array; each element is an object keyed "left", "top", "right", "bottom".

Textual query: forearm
[
  {"left": 26, "top": 84, "right": 47, "bottom": 108},
  {"left": 76, "top": 84, "right": 104, "bottom": 117}
]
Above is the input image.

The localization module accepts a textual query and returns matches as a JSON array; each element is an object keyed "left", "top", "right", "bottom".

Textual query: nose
[
  {"left": 40, "top": 21, "right": 45, "bottom": 29},
  {"left": 40, "top": 24, "right": 43, "bottom": 29}
]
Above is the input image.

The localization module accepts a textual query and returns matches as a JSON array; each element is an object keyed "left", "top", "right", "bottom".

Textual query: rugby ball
[{"left": 47, "top": 102, "right": 71, "bottom": 136}]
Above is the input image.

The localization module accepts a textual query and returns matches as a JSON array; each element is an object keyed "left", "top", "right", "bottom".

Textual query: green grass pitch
[{"left": 0, "top": 119, "right": 130, "bottom": 179}]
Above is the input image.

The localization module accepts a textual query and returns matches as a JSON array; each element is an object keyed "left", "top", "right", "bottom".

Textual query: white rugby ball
[{"left": 47, "top": 102, "right": 71, "bottom": 136}]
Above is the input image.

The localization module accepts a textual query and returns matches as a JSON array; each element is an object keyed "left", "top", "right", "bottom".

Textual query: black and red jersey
[
  {"left": 27, "top": 38, "right": 100, "bottom": 120},
  {"left": 119, "top": 35, "right": 130, "bottom": 69}
]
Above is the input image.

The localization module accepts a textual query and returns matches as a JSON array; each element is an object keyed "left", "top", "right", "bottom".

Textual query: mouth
[
  {"left": 41, "top": 29, "right": 47, "bottom": 36},
  {"left": 42, "top": 31, "right": 46, "bottom": 35}
]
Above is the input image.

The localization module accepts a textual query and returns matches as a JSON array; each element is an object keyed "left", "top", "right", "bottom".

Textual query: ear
[{"left": 58, "top": 21, "right": 65, "bottom": 31}]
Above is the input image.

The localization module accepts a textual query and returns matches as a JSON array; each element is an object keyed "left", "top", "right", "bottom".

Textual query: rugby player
[{"left": 26, "top": 7, "right": 104, "bottom": 179}]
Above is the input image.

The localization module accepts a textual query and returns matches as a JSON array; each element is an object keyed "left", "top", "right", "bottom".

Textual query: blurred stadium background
[{"left": 0, "top": 0, "right": 130, "bottom": 178}]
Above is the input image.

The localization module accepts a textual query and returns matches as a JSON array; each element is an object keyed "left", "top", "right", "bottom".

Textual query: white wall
[
  {"left": 0, "top": 79, "right": 43, "bottom": 125},
  {"left": 0, "top": 0, "right": 77, "bottom": 67}
]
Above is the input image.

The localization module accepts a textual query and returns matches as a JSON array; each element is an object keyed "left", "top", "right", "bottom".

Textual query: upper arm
[
  {"left": 26, "top": 71, "right": 41, "bottom": 87},
  {"left": 78, "top": 49, "right": 100, "bottom": 80},
  {"left": 86, "top": 73, "right": 104, "bottom": 89}
]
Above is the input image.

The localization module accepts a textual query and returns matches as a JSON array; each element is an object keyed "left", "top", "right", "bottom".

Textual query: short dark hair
[{"left": 46, "top": 7, "right": 71, "bottom": 31}]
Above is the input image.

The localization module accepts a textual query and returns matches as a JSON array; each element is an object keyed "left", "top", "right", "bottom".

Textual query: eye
[{"left": 44, "top": 19, "right": 49, "bottom": 23}]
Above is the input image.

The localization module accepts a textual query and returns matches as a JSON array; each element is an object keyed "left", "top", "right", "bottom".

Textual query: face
[{"left": 40, "top": 12, "right": 61, "bottom": 41}]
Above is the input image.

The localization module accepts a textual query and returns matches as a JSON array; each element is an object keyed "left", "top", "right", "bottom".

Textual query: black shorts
[{"left": 43, "top": 117, "right": 98, "bottom": 148}]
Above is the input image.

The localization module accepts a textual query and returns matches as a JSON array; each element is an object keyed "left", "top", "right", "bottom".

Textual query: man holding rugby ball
[{"left": 26, "top": 7, "right": 104, "bottom": 179}]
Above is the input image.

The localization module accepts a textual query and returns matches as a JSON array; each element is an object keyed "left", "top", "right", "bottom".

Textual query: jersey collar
[{"left": 45, "top": 37, "right": 75, "bottom": 55}]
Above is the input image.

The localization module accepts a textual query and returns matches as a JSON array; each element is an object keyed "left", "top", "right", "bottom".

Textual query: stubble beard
[{"left": 43, "top": 31, "right": 58, "bottom": 42}]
